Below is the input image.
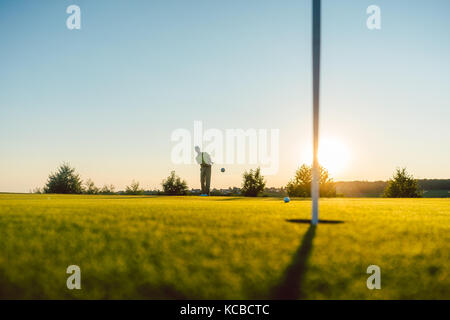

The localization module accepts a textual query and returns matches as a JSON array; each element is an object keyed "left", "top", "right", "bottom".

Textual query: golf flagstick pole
[{"left": 311, "top": 0, "right": 321, "bottom": 225}]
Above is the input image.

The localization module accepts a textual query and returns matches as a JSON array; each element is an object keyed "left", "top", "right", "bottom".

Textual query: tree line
[
  {"left": 335, "top": 178, "right": 450, "bottom": 197},
  {"left": 37, "top": 162, "right": 424, "bottom": 198}
]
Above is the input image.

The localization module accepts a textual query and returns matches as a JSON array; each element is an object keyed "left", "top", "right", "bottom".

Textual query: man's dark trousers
[{"left": 200, "top": 165, "right": 211, "bottom": 195}]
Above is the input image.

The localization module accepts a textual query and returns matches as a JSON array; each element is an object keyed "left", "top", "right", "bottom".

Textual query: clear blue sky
[{"left": 1, "top": 0, "right": 449, "bottom": 192}]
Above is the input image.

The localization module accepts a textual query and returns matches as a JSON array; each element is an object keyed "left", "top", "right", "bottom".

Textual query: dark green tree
[
  {"left": 384, "top": 168, "right": 422, "bottom": 198},
  {"left": 286, "top": 164, "right": 336, "bottom": 197},
  {"left": 43, "top": 163, "right": 83, "bottom": 194},
  {"left": 319, "top": 166, "right": 336, "bottom": 197},
  {"left": 241, "top": 167, "right": 266, "bottom": 197},
  {"left": 162, "top": 171, "right": 188, "bottom": 195},
  {"left": 286, "top": 164, "right": 311, "bottom": 197}
]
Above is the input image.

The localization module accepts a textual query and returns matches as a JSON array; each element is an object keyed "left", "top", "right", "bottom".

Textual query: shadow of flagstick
[{"left": 271, "top": 224, "right": 317, "bottom": 299}]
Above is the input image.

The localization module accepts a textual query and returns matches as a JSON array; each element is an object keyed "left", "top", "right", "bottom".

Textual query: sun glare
[
  {"left": 318, "top": 138, "right": 351, "bottom": 176},
  {"left": 302, "top": 138, "right": 351, "bottom": 177}
]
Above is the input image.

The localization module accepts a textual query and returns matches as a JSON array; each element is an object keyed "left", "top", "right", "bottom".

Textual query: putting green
[{"left": 0, "top": 194, "right": 448, "bottom": 299}]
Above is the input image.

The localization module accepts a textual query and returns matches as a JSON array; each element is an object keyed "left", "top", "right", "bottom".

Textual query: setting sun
[
  {"left": 302, "top": 138, "right": 351, "bottom": 176},
  {"left": 319, "top": 138, "right": 351, "bottom": 176}
]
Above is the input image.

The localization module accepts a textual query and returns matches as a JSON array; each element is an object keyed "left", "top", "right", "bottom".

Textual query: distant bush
[
  {"left": 384, "top": 168, "right": 422, "bottom": 198},
  {"left": 286, "top": 164, "right": 336, "bottom": 197},
  {"left": 125, "top": 180, "right": 145, "bottom": 195},
  {"left": 30, "top": 187, "right": 42, "bottom": 194},
  {"left": 84, "top": 178, "right": 99, "bottom": 194},
  {"left": 43, "top": 163, "right": 83, "bottom": 194},
  {"left": 99, "top": 184, "right": 116, "bottom": 195},
  {"left": 241, "top": 167, "right": 266, "bottom": 197},
  {"left": 162, "top": 171, "right": 188, "bottom": 195}
]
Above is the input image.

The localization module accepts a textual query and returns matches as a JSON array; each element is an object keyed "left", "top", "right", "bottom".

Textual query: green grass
[{"left": 0, "top": 194, "right": 449, "bottom": 299}]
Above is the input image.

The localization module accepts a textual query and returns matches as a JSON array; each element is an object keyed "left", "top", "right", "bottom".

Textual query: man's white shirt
[{"left": 195, "top": 152, "right": 213, "bottom": 166}]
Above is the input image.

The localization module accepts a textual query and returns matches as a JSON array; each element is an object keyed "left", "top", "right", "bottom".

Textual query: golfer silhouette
[{"left": 195, "top": 146, "right": 213, "bottom": 196}]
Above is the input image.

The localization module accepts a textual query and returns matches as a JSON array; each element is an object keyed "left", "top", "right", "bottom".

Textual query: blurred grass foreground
[{"left": 0, "top": 194, "right": 449, "bottom": 299}]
